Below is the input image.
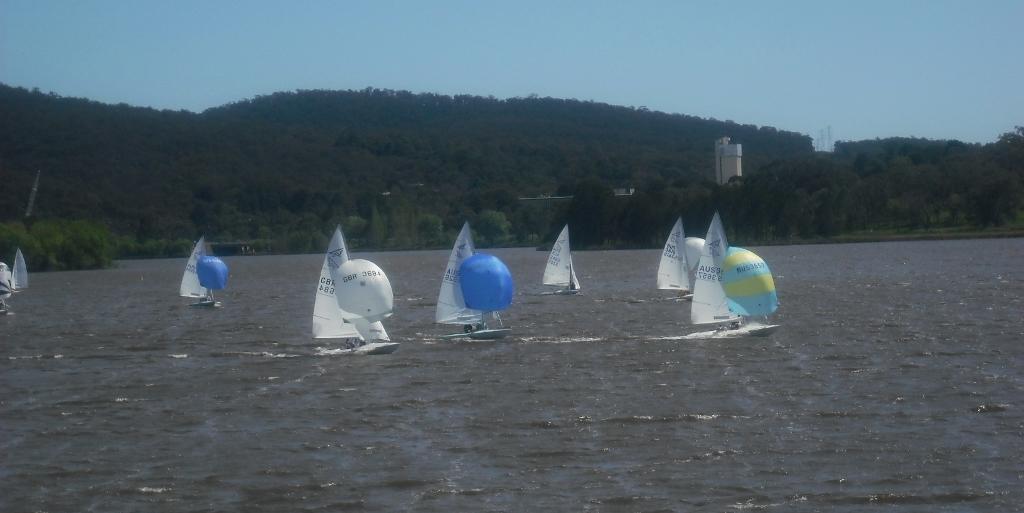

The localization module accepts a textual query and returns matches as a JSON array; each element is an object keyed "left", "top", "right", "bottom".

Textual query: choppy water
[{"left": 2, "top": 239, "right": 1023, "bottom": 512}]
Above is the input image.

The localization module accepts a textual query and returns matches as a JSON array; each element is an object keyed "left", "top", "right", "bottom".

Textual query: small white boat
[
  {"left": 657, "top": 217, "right": 691, "bottom": 300},
  {"left": 180, "top": 236, "right": 220, "bottom": 307},
  {"left": 689, "top": 213, "right": 779, "bottom": 337},
  {"left": 315, "top": 225, "right": 397, "bottom": 355},
  {"left": 436, "top": 222, "right": 513, "bottom": 340},
  {"left": 541, "top": 224, "right": 580, "bottom": 295},
  {"left": 657, "top": 218, "right": 705, "bottom": 301}
]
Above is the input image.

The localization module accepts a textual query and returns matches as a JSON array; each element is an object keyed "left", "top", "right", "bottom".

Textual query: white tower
[{"left": 714, "top": 137, "right": 742, "bottom": 185}]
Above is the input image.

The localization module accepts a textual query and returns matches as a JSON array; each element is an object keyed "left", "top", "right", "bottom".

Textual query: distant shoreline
[
  {"left": 743, "top": 229, "right": 1024, "bottom": 247},
  {"left": 100, "top": 228, "right": 1024, "bottom": 268},
  {"left": 533, "top": 228, "right": 1024, "bottom": 252}
]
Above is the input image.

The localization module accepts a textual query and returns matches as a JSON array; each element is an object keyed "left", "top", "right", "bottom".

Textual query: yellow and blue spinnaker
[{"left": 722, "top": 247, "right": 778, "bottom": 317}]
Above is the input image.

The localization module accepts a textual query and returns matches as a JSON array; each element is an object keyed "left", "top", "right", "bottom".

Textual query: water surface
[{"left": 2, "top": 239, "right": 1022, "bottom": 511}]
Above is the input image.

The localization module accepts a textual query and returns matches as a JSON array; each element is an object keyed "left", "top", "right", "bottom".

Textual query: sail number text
[
  {"left": 341, "top": 269, "right": 383, "bottom": 283},
  {"left": 443, "top": 267, "right": 460, "bottom": 283},
  {"left": 318, "top": 276, "right": 335, "bottom": 294},
  {"left": 735, "top": 262, "right": 765, "bottom": 273},
  {"left": 696, "top": 264, "right": 722, "bottom": 282}
]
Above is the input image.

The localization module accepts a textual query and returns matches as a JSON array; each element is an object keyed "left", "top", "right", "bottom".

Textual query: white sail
[
  {"left": 436, "top": 222, "right": 483, "bottom": 324},
  {"left": 313, "top": 226, "right": 389, "bottom": 341},
  {"left": 313, "top": 227, "right": 358, "bottom": 339},
  {"left": 12, "top": 248, "right": 28, "bottom": 290},
  {"left": 543, "top": 224, "right": 579, "bottom": 290},
  {"left": 350, "top": 317, "right": 390, "bottom": 342},
  {"left": 179, "top": 236, "right": 207, "bottom": 298},
  {"left": 657, "top": 218, "right": 689, "bottom": 291},
  {"left": 690, "top": 213, "right": 740, "bottom": 325}
]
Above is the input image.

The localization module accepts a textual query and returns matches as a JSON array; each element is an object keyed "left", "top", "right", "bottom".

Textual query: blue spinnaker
[
  {"left": 197, "top": 256, "right": 229, "bottom": 290},
  {"left": 459, "top": 253, "right": 513, "bottom": 312}
]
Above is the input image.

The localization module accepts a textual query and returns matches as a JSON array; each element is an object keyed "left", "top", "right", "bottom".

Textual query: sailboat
[
  {"left": 313, "top": 226, "right": 397, "bottom": 355},
  {"left": 689, "top": 212, "right": 779, "bottom": 337},
  {"left": 657, "top": 218, "right": 693, "bottom": 300},
  {"left": 180, "top": 236, "right": 218, "bottom": 307},
  {"left": 196, "top": 255, "right": 228, "bottom": 306},
  {"left": 0, "top": 261, "right": 11, "bottom": 314},
  {"left": 11, "top": 248, "right": 28, "bottom": 292},
  {"left": 541, "top": 224, "right": 580, "bottom": 295},
  {"left": 437, "top": 222, "right": 513, "bottom": 340},
  {"left": 327, "top": 231, "right": 395, "bottom": 352}
]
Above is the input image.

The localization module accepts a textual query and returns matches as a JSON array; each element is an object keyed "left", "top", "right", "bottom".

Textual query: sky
[{"left": 1, "top": 0, "right": 1021, "bottom": 144}]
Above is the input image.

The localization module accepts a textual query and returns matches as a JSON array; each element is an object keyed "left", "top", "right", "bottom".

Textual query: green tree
[
  {"left": 475, "top": 210, "right": 511, "bottom": 247},
  {"left": 341, "top": 215, "right": 368, "bottom": 239},
  {"left": 368, "top": 202, "right": 387, "bottom": 248},
  {"left": 415, "top": 213, "right": 443, "bottom": 246}
]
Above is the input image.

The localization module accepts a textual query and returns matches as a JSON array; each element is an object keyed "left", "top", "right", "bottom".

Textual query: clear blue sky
[{"left": 2, "top": 0, "right": 1021, "bottom": 144}]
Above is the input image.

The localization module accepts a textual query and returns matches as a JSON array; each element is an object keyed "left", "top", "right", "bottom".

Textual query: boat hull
[
  {"left": 440, "top": 328, "right": 512, "bottom": 340},
  {"left": 351, "top": 342, "right": 400, "bottom": 355},
  {"left": 683, "top": 323, "right": 780, "bottom": 339},
  {"left": 540, "top": 289, "right": 580, "bottom": 296},
  {"left": 190, "top": 299, "right": 222, "bottom": 308},
  {"left": 469, "top": 328, "right": 511, "bottom": 339}
]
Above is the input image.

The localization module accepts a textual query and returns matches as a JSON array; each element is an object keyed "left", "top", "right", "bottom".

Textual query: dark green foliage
[
  {"left": 0, "top": 219, "right": 113, "bottom": 270},
  {"left": 474, "top": 210, "right": 512, "bottom": 247},
  {"left": 0, "top": 84, "right": 1020, "bottom": 269},
  {"left": 566, "top": 179, "right": 616, "bottom": 248},
  {"left": 0, "top": 84, "right": 811, "bottom": 252}
]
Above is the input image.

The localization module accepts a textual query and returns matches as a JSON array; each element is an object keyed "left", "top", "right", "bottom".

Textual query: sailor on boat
[
  {"left": 717, "top": 320, "right": 742, "bottom": 332},
  {"left": 340, "top": 337, "right": 362, "bottom": 350}
]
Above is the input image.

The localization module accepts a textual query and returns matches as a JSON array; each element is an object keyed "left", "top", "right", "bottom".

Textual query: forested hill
[
  {"left": 1, "top": 84, "right": 1021, "bottom": 271},
  {"left": 0, "top": 84, "right": 810, "bottom": 252}
]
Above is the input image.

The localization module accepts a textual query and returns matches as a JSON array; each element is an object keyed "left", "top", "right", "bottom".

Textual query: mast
[{"left": 24, "top": 170, "right": 40, "bottom": 218}]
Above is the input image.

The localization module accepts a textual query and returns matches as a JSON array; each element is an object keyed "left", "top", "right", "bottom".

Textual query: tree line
[{"left": 557, "top": 128, "right": 1022, "bottom": 249}]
